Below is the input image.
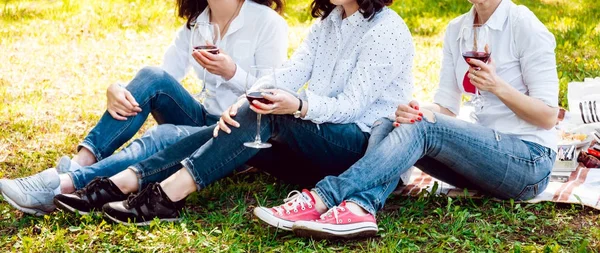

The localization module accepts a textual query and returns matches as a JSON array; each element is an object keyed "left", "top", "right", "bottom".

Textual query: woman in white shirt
[
  {"left": 57, "top": 0, "right": 415, "bottom": 226},
  {"left": 256, "top": 0, "right": 559, "bottom": 239},
  {"left": 0, "top": 0, "right": 287, "bottom": 216}
]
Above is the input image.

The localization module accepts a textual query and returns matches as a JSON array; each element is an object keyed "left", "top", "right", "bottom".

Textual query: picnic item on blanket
[
  {"left": 565, "top": 78, "right": 600, "bottom": 125},
  {"left": 394, "top": 165, "right": 600, "bottom": 210},
  {"left": 579, "top": 151, "right": 600, "bottom": 168}
]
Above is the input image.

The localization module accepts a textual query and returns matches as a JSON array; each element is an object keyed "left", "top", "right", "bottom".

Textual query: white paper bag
[{"left": 567, "top": 78, "right": 600, "bottom": 125}]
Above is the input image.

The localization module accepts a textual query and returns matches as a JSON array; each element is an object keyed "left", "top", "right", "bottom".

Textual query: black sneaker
[
  {"left": 54, "top": 177, "right": 128, "bottom": 215},
  {"left": 102, "top": 183, "right": 185, "bottom": 226}
]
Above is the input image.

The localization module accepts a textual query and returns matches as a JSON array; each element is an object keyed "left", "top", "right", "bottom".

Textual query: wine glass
[
  {"left": 190, "top": 22, "right": 221, "bottom": 100},
  {"left": 244, "top": 66, "right": 277, "bottom": 149},
  {"left": 460, "top": 24, "right": 491, "bottom": 115}
]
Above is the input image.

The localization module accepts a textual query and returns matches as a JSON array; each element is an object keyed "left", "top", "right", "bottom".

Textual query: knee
[
  {"left": 128, "top": 66, "right": 177, "bottom": 92},
  {"left": 142, "top": 124, "right": 180, "bottom": 142}
]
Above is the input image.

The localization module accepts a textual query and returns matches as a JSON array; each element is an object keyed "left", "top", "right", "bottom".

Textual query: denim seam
[
  {"left": 278, "top": 116, "right": 366, "bottom": 155},
  {"left": 153, "top": 91, "right": 204, "bottom": 127},
  {"left": 181, "top": 158, "right": 204, "bottom": 190},
  {"left": 435, "top": 125, "right": 542, "bottom": 164},
  {"left": 66, "top": 171, "right": 84, "bottom": 190},
  {"left": 312, "top": 187, "right": 335, "bottom": 210},
  {"left": 142, "top": 159, "right": 184, "bottom": 178}
]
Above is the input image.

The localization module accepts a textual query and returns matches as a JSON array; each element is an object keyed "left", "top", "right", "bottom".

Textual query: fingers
[
  {"left": 124, "top": 91, "right": 142, "bottom": 112},
  {"left": 217, "top": 118, "right": 232, "bottom": 134},
  {"left": 192, "top": 51, "right": 211, "bottom": 67},
  {"left": 213, "top": 124, "right": 220, "bottom": 137},
  {"left": 199, "top": 50, "right": 221, "bottom": 61},
  {"left": 260, "top": 91, "right": 282, "bottom": 103},
  {"left": 107, "top": 109, "right": 127, "bottom": 121},
  {"left": 251, "top": 100, "right": 275, "bottom": 114},
  {"left": 408, "top": 100, "right": 420, "bottom": 110},
  {"left": 395, "top": 104, "right": 421, "bottom": 117},
  {"left": 467, "top": 59, "right": 490, "bottom": 72}
]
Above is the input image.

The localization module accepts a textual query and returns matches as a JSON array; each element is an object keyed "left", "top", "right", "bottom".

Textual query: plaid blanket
[{"left": 393, "top": 165, "right": 600, "bottom": 210}]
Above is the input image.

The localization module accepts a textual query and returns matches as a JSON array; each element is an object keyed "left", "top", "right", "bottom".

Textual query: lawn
[{"left": 1, "top": 0, "right": 599, "bottom": 252}]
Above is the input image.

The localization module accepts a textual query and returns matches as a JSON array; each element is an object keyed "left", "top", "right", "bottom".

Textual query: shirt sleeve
[
  {"left": 302, "top": 20, "right": 414, "bottom": 124},
  {"left": 227, "top": 15, "right": 289, "bottom": 90},
  {"left": 515, "top": 10, "right": 559, "bottom": 107},
  {"left": 160, "top": 25, "right": 191, "bottom": 82},
  {"left": 433, "top": 25, "right": 462, "bottom": 116},
  {"left": 254, "top": 21, "right": 321, "bottom": 92}
]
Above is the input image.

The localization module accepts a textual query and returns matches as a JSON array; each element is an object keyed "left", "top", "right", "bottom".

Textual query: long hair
[
  {"left": 177, "top": 0, "right": 285, "bottom": 29},
  {"left": 310, "top": 0, "right": 393, "bottom": 20}
]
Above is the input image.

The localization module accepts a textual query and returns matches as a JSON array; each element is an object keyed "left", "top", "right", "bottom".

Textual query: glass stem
[{"left": 255, "top": 114, "right": 262, "bottom": 143}]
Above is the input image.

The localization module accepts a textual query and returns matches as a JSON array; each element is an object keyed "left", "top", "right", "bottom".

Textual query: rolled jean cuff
[
  {"left": 67, "top": 171, "right": 85, "bottom": 190},
  {"left": 127, "top": 165, "right": 146, "bottom": 191},
  {"left": 181, "top": 158, "right": 205, "bottom": 191},
  {"left": 312, "top": 187, "right": 336, "bottom": 211},
  {"left": 345, "top": 198, "right": 377, "bottom": 217},
  {"left": 77, "top": 141, "right": 104, "bottom": 162}
]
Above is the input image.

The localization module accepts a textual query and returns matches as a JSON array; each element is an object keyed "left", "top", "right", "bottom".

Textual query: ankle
[
  {"left": 345, "top": 201, "right": 370, "bottom": 216},
  {"left": 59, "top": 174, "right": 76, "bottom": 194},
  {"left": 110, "top": 169, "right": 139, "bottom": 194},
  {"left": 310, "top": 191, "right": 328, "bottom": 214},
  {"left": 159, "top": 169, "right": 197, "bottom": 202},
  {"left": 73, "top": 148, "right": 97, "bottom": 167}
]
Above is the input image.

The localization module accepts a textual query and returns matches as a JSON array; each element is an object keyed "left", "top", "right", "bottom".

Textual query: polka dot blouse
[{"left": 277, "top": 6, "right": 415, "bottom": 132}]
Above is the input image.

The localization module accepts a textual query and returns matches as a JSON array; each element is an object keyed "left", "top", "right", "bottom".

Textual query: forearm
[{"left": 494, "top": 80, "right": 558, "bottom": 130}]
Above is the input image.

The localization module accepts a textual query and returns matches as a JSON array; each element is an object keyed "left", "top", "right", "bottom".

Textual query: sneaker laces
[
  {"left": 273, "top": 190, "right": 313, "bottom": 216},
  {"left": 15, "top": 175, "right": 48, "bottom": 192},
  {"left": 74, "top": 177, "right": 103, "bottom": 196},
  {"left": 319, "top": 205, "right": 346, "bottom": 224},
  {"left": 126, "top": 184, "right": 159, "bottom": 208}
]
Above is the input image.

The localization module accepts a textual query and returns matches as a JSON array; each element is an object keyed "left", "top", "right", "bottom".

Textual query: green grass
[{"left": 1, "top": 0, "right": 599, "bottom": 251}]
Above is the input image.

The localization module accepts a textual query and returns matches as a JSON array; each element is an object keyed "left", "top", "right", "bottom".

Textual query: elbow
[{"left": 540, "top": 108, "right": 559, "bottom": 130}]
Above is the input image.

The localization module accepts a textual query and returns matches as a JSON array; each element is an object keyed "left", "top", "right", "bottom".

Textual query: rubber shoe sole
[
  {"left": 253, "top": 207, "right": 294, "bottom": 231},
  {"left": 103, "top": 212, "right": 181, "bottom": 227},
  {"left": 2, "top": 192, "right": 51, "bottom": 216},
  {"left": 53, "top": 198, "right": 91, "bottom": 216},
  {"left": 292, "top": 221, "right": 378, "bottom": 240}
]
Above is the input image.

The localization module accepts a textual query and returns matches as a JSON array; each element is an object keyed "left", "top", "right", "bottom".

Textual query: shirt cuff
[
  {"left": 301, "top": 90, "right": 326, "bottom": 123},
  {"left": 221, "top": 63, "right": 246, "bottom": 90},
  {"left": 433, "top": 91, "right": 461, "bottom": 116}
]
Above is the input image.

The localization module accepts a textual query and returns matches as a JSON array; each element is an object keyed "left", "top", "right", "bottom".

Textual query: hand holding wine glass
[
  {"left": 460, "top": 24, "right": 491, "bottom": 114},
  {"left": 243, "top": 66, "right": 277, "bottom": 149},
  {"left": 190, "top": 22, "right": 221, "bottom": 99}
]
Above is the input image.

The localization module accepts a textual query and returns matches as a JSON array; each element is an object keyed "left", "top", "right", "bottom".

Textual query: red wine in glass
[
  {"left": 194, "top": 45, "right": 220, "bottom": 54},
  {"left": 246, "top": 91, "right": 274, "bottom": 105},
  {"left": 462, "top": 51, "right": 490, "bottom": 68}
]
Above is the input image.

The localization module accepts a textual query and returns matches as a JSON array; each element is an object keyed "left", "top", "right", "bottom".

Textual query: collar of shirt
[
  {"left": 458, "top": 0, "right": 511, "bottom": 41},
  {"left": 196, "top": 1, "right": 247, "bottom": 41},
  {"left": 328, "top": 6, "right": 367, "bottom": 28}
]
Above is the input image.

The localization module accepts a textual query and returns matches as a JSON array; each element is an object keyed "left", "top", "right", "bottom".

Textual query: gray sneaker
[
  {"left": 56, "top": 156, "right": 81, "bottom": 174},
  {"left": 0, "top": 168, "right": 60, "bottom": 216}
]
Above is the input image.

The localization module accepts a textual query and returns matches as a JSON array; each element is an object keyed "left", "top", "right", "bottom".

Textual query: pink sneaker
[
  {"left": 292, "top": 201, "right": 378, "bottom": 239},
  {"left": 253, "top": 189, "right": 321, "bottom": 231}
]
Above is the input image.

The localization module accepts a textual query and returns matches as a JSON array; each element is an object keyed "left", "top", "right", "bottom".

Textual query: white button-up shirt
[
  {"left": 276, "top": 7, "right": 414, "bottom": 132},
  {"left": 161, "top": 1, "right": 288, "bottom": 116},
  {"left": 433, "top": 0, "right": 559, "bottom": 150}
]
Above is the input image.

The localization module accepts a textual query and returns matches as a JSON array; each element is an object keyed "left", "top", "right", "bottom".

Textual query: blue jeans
[
  {"left": 128, "top": 104, "right": 370, "bottom": 190},
  {"left": 70, "top": 66, "right": 219, "bottom": 189},
  {"left": 68, "top": 124, "right": 214, "bottom": 189},
  {"left": 313, "top": 114, "right": 556, "bottom": 215},
  {"left": 78, "top": 66, "right": 212, "bottom": 161}
]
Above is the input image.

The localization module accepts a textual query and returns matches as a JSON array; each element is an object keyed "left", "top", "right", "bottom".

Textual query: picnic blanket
[{"left": 393, "top": 165, "right": 600, "bottom": 210}]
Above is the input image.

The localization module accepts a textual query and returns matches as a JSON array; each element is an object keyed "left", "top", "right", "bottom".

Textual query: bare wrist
[{"left": 224, "top": 63, "right": 237, "bottom": 81}]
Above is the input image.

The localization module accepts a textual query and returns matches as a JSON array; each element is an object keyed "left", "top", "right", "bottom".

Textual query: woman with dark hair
[
  {"left": 257, "top": 0, "right": 559, "bottom": 240},
  {"left": 53, "top": 0, "right": 415, "bottom": 226},
  {"left": 1, "top": 0, "right": 288, "bottom": 216}
]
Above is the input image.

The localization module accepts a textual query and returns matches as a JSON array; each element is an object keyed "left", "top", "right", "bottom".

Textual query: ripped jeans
[{"left": 313, "top": 113, "right": 556, "bottom": 215}]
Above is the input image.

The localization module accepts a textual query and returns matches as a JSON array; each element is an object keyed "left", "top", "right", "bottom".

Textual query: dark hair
[
  {"left": 310, "top": 0, "right": 392, "bottom": 20},
  {"left": 177, "top": 0, "right": 284, "bottom": 29}
]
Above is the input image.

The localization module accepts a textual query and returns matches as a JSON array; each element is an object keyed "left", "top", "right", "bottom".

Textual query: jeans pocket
[{"left": 515, "top": 175, "right": 550, "bottom": 201}]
